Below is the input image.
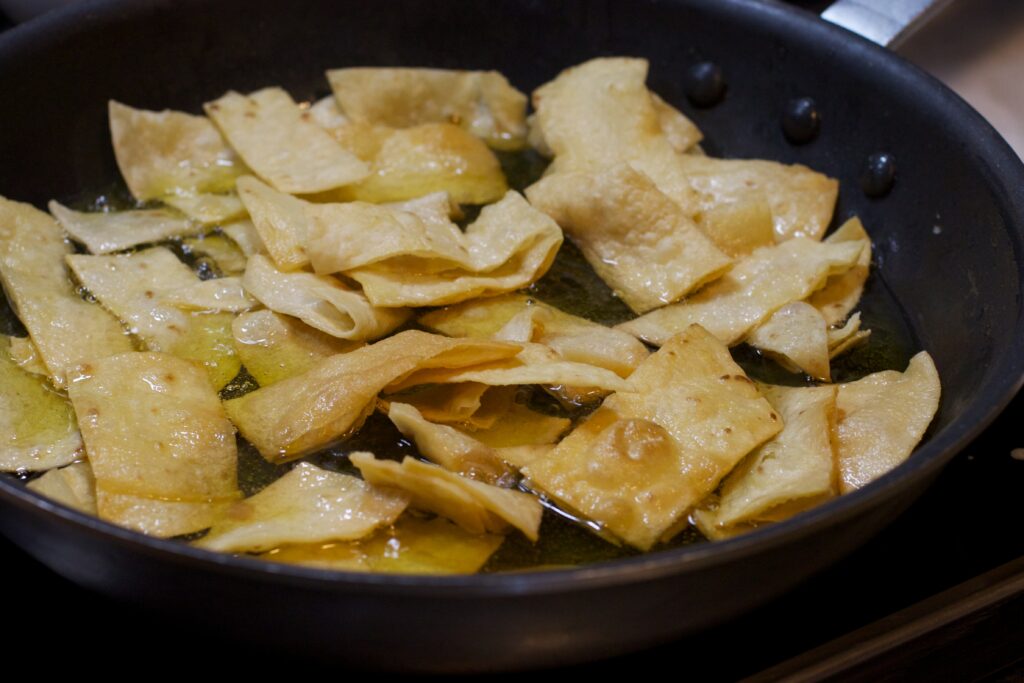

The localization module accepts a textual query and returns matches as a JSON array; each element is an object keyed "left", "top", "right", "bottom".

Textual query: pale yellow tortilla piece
[
  {"left": 236, "top": 175, "right": 309, "bottom": 270},
  {"left": 221, "top": 219, "right": 266, "bottom": 257},
  {"left": 231, "top": 310, "right": 360, "bottom": 387},
  {"left": 307, "top": 95, "right": 349, "bottom": 133},
  {"left": 8, "top": 335, "right": 47, "bottom": 376},
  {"left": 327, "top": 67, "right": 528, "bottom": 150},
  {"left": 350, "top": 453, "right": 541, "bottom": 541},
  {"left": 108, "top": 101, "right": 245, "bottom": 201},
  {"left": 204, "top": 88, "right": 369, "bottom": 194},
  {"left": 467, "top": 402, "right": 570, "bottom": 449},
  {"left": 386, "top": 382, "right": 503, "bottom": 429},
  {"left": 332, "top": 123, "right": 508, "bottom": 205},
  {"left": 0, "top": 197, "right": 133, "bottom": 387},
  {"left": 195, "top": 461, "right": 409, "bottom": 553},
  {"left": 828, "top": 313, "right": 871, "bottom": 359},
  {"left": 26, "top": 461, "right": 97, "bottom": 514},
  {"left": 836, "top": 352, "right": 941, "bottom": 493},
  {"left": 164, "top": 277, "right": 255, "bottom": 312},
  {"left": 346, "top": 192, "right": 563, "bottom": 307},
  {"left": 183, "top": 233, "right": 249, "bottom": 275},
  {"left": 49, "top": 201, "right": 199, "bottom": 254},
  {"left": 382, "top": 191, "right": 460, "bottom": 228},
  {"left": 696, "top": 191, "right": 776, "bottom": 257},
  {"left": 67, "top": 352, "right": 240, "bottom": 536},
  {"left": 618, "top": 237, "right": 868, "bottom": 347},
  {"left": 809, "top": 217, "right": 873, "bottom": 325},
  {"left": 387, "top": 403, "right": 514, "bottom": 486},
  {"left": 242, "top": 254, "right": 409, "bottom": 341},
  {"left": 526, "top": 165, "right": 732, "bottom": 313},
  {"left": 420, "top": 293, "right": 650, "bottom": 378},
  {"left": 695, "top": 384, "right": 838, "bottom": 534},
  {"left": 0, "top": 336, "right": 83, "bottom": 472},
  {"left": 224, "top": 330, "right": 520, "bottom": 461},
  {"left": 523, "top": 325, "right": 782, "bottom": 550},
  {"left": 260, "top": 516, "right": 503, "bottom": 575},
  {"left": 746, "top": 302, "right": 832, "bottom": 381},
  {"left": 162, "top": 193, "right": 246, "bottom": 226},
  {"left": 650, "top": 93, "right": 702, "bottom": 153}
]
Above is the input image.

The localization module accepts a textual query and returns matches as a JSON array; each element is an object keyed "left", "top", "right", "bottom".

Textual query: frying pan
[{"left": 0, "top": 0, "right": 1022, "bottom": 672}]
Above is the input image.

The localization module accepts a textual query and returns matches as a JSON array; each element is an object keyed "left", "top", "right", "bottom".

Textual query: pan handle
[{"left": 820, "top": 0, "right": 955, "bottom": 48}]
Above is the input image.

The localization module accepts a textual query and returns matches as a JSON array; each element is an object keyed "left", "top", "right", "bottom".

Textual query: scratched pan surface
[{"left": 0, "top": 0, "right": 1022, "bottom": 672}]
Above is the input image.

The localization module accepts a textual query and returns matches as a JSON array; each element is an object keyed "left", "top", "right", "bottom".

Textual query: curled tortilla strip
[
  {"left": 162, "top": 192, "right": 246, "bottom": 226},
  {"left": 67, "top": 352, "right": 240, "bottom": 536},
  {"left": 222, "top": 219, "right": 266, "bottom": 257},
  {"left": 523, "top": 325, "right": 782, "bottom": 550},
  {"left": 49, "top": 201, "right": 198, "bottom": 254},
  {"left": 231, "top": 310, "right": 360, "bottom": 387},
  {"left": 260, "top": 516, "right": 504, "bottom": 575},
  {"left": 164, "top": 277, "right": 255, "bottom": 313},
  {"left": 387, "top": 402, "right": 515, "bottom": 486},
  {"left": 0, "top": 336, "right": 83, "bottom": 472},
  {"left": 617, "top": 237, "right": 868, "bottom": 347},
  {"left": 183, "top": 233, "right": 249, "bottom": 276},
  {"left": 827, "top": 313, "right": 871, "bottom": 359},
  {"left": 242, "top": 254, "right": 409, "bottom": 341},
  {"left": 236, "top": 175, "right": 309, "bottom": 270},
  {"left": 650, "top": 93, "right": 702, "bottom": 153},
  {"left": 387, "top": 383, "right": 509, "bottom": 429},
  {"left": 468, "top": 402, "right": 570, "bottom": 450},
  {"left": 108, "top": 101, "right": 245, "bottom": 201},
  {"left": 836, "top": 352, "right": 941, "bottom": 493},
  {"left": 327, "top": 67, "right": 528, "bottom": 149},
  {"left": 809, "top": 217, "right": 873, "bottom": 325},
  {"left": 694, "top": 384, "right": 838, "bottom": 537},
  {"left": 195, "top": 461, "right": 409, "bottom": 553},
  {"left": 746, "top": 302, "right": 831, "bottom": 381},
  {"left": 25, "top": 461, "right": 97, "bottom": 514},
  {"left": 8, "top": 335, "right": 47, "bottom": 376},
  {"left": 526, "top": 165, "right": 732, "bottom": 313},
  {"left": 205, "top": 88, "right": 369, "bottom": 194},
  {"left": 383, "top": 191, "right": 460, "bottom": 227},
  {"left": 223, "top": 330, "right": 520, "bottom": 461},
  {"left": 0, "top": 197, "right": 133, "bottom": 387},
  {"left": 350, "top": 452, "right": 542, "bottom": 541},
  {"left": 420, "top": 293, "right": 650, "bottom": 378}
]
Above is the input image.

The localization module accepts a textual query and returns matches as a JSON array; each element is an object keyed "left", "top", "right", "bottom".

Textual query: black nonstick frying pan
[{"left": 0, "top": 0, "right": 1022, "bottom": 672}]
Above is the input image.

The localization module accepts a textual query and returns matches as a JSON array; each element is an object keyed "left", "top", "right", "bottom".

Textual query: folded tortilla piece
[
  {"left": 236, "top": 175, "right": 310, "bottom": 270},
  {"left": 162, "top": 192, "right": 247, "bottom": 226},
  {"left": 164, "top": 276, "right": 255, "bottom": 313},
  {"left": 182, "top": 233, "right": 249, "bottom": 276},
  {"left": 745, "top": 302, "right": 832, "bottom": 381},
  {"left": 25, "top": 461, "right": 97, "bottom": 514},
  {"left": 49, "top": 201, "right": 199, "bottom": 254},
  {"left": 827, "top": 312, "right": 871, "bottom": 359},
  {"left": 809, "top": 217, "right": 873, "bottom": 325}
]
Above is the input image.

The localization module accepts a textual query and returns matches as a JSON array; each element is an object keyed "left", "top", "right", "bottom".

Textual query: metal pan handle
[{"left": 821, "top": 0, "right": 955, "bottom": 48}]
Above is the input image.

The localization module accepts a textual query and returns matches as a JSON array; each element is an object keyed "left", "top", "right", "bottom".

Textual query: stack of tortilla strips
[{"left": 0, "top": 58, "right": 939, "bottom": 574}]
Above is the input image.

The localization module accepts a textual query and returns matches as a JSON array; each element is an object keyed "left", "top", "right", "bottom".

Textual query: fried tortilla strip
[
  {"left": 242, "top": 254, "right": 409, "bottom": 341},
  {"left": 260, "top": 516, "right": 504, "bottom": 575},
  {"left": 231, "top": 310, "right": 360, "bottom": 387},
  {"left": 108, "top": 101, "right": 245, "bottom": 201},
  {"left": 49, "top": 201, "right": 199, "bottom": 254},
  {"left": 526, "top": 165, "right": 732, "bottom": 313},
  {"left": 66, "top": 247, "right": 241, "bottom": 389},
  {"left": 195, "top": 461, "right": 408, "bottom": 553},
  {"left": 0, "top": 197, "right": 132, "bottom": 387},
  {"left": 222, "top": 219, "right": 266, "bottom": 257},
  {"left": 809, "top": 217, "right": 873, "bottom": 326},
  {"left": 836, "top": 352, "right": 941, "bottom": 493},
  {"left": 695, "top": 191, "right": 776, "bottom": 257},
  {"left": 617, "top": 237, "right": 867, "bottom": 347},
  {"left": 827, "top": 312, "right": 871, "bottom": 359},
  {"left": 162, "top": 193, "right": 247, "bottom": 226},
  {"left": 387, "top": 383, "right": 506, "bottom": 429},
  {"left": 387, "top": 402, "right": 515, "bottom": 485},
  {"left": 67, "top": 352, "right": 240, "bottom": 537},
  {"left": 205, "top": 88, "right": 369, "bottom": 194},
  {"left": 694, "top": 384, "right": 838, "bottom": 536},
  {"left": 468, "top": 402, "right": 570, "bottom": 449},
  {"left": 523, "top": 325, "right": 782, "bottom": 550},
  {"left": 746, "top": 302, "right": 831, "bottom": 381},
  {"left": 350, "top": 453, "right": 542, "bottom": 541},
  {"left": 236, "top": 175, "right": 309, "bottom": 270},
  {"left": 327, "top": 67, "right": 528, "bottom": 149},
  {"left": 26, "top": 461, "right": 97, "bottom": 514},
  {"left": 164, "top": 277, "right": 255, "bottom": 312},
  {"left": 0, "top": 336, "right": 82, "bottom": 472},
  {"left": 420, "top": 293, "right": 650, "bottom": 378},
  {"left": 223, "top": 330, "right": 520, "bottom": 461},
  {"left": 8, "top": 335, "right": 47, "bottom": 376},
  {"left": 183, "top": 233, "right": 249, "bottom": 276},
  {"left": 650, "top": 93, "right": 702, "bottom": 153}
]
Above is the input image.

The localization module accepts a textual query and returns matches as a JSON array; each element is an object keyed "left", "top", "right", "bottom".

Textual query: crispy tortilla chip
[
  {"left": 224, "top": 330, "right": 520, "bottom": 461},
  {"left": 696, "top": 191, "right": 776, "bottom": 257},
  {"left": 183, "top": 233, "right": 249, "bottom": 275},
  {"left": 0, "top": 197, "right": 133, "bottom": 387},
  {"left": 809, "top": 217, "right": 873, "bottom": 325},
  {"left": 387, "top": 382, "right": 503, "bottom": 428},
  {"left": 827, "top": 313, "right": 871, "bottom": 359},
  {"left": 350, "top": 453, "right": 541, "bottom": 541},
  {"left": 650, "top": 93, "right": 702, "bottom": 153},
  {"left": 523, "top": 325, "right": 782, "bottom": 550},
  {"left": 49, "top": 201, "right": 198, "bottom": 254},
  {"left": 8, "top": 335, "right": 47, "bottom": 376},
  {"left": 327, "top": 67, "right": 528, "bottom": 149},
  {"left": 108, "top": 101, "right": 245, "bottom": 201},
  {"left": 242, "top": 254, "right": 408, "bottom": 341},
  {"left": 236, "top": 175, "right": 310, "bottom": 270},
  {"left": 164, "top": 277, "right": 255, "bottom": 312},
  {"left": 746, "top": 302, "right": 831, "bottom": 381},
  {"left": 195, "top": 461, "right": 408, "bottom": 553},
  {"left": 836, "top": 352, "right": 940, "bottom": 493},
  {"left": 383, "top": 191, "right": 460, "bottom": 227},
  {"left": 231, "top": 310, "right": 360, "bottom": 387},
  {"left": 162, "top": 192, "right": 246, "bottom": 226},
  {"left": 204, "top": 88, "right": 369, "bottom": 194},
  {"left": 67, "top": 352, "right": 240, "bottom": 536},
  {"left": 526, "top": 165, "right": 732, "bottom": 313},
  {"left": 0, "top": 336, "right": 82, "bottom": 472},
  {"left": 618, "top": 237, "right": 867, "bottom": 347},
  {"left": 694, "top": 384, "right": 837, "bottom": 535},
  {"left": 261, "top": 516, "right": 503, "bottom": 575},
  {"left": 26, "top": 461, "right": 97, "bottom": 514},
  {"left": 468, "top": 402, "right": 570, "bottom": 449},
  {"left": 307, "top": 95, "right": 349, "bottom": 132},
  {"left": 221, "top": 219, "right": 265, "bottom": 257}
]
